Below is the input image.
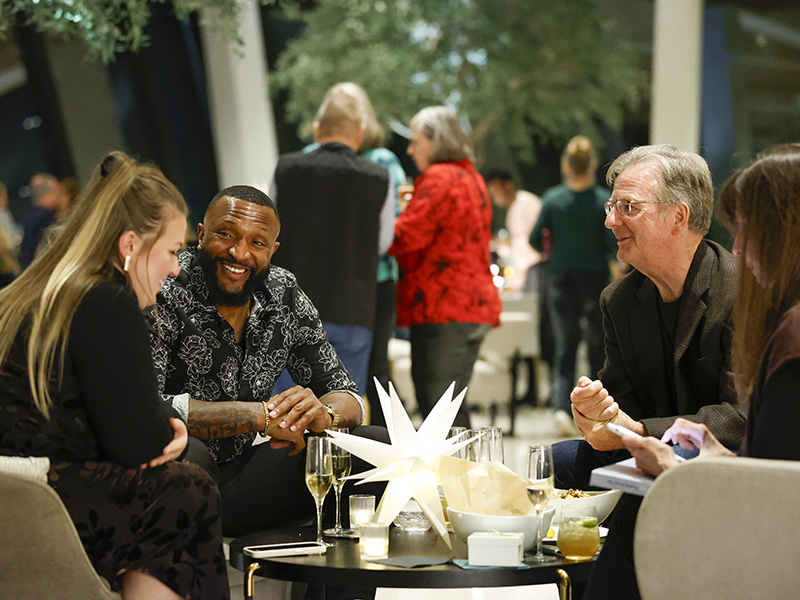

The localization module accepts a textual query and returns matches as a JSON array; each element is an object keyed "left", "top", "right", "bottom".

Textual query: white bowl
[
  {"left": 446, "top": 506, "right": 556, "bottom": 551},
  {"left": 550, "top": 489, "right": 622, "bottom": 525}
]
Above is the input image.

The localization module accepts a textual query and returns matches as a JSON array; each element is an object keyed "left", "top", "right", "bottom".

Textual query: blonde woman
[
  {"left": 0, "top": 152, "right": 229, "bottom": 599},
  {"left": 530, "top": 135, "right": 616, "bottom": 432}
]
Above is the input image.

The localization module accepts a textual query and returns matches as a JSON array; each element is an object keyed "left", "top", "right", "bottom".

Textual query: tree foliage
[
  {"left": 0, "top": 0, "right": 253, "bottom": 62},
  {"left": 273, "top": 0, "right": 647, "bottom": 164}
]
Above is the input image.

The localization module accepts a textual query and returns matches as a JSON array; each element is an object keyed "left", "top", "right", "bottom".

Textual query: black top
[
  {"left": 657, "top": 295, "right": 680, "bottom": 409},
  {"left": 742, "top": 305, "right": 800, "bottom": 460},
  {"left": 747, "top": 359, "right": 800, "bottom": 460},
  {"left": 272, "top": 142, "right": 390, "bottom": 329},
  {"left": 0, "top": 278, "right": 175, "bottom": 466}
]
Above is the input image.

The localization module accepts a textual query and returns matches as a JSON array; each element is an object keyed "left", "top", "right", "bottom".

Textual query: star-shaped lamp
[{"left": 326, "top": 379, "right": 477, "bottom": 546}]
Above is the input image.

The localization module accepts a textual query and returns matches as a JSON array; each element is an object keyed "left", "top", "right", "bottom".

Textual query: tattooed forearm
[{"left": 187, "top": 399, "right": 261, "bottom": 439}]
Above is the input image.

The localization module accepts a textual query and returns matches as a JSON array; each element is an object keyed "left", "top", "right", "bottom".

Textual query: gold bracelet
[{"left": 260, "top": 401, "right": 270, "bottom": 437}]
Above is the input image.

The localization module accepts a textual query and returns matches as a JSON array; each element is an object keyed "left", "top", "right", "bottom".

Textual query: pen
[{"left": 605, "top": 422, "right": 687, "bottom": 462}]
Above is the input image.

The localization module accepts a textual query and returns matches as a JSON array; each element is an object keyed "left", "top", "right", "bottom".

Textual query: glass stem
[
  {"left": 534, "top": 507, "right": 543, "bottom": 557},
  {"left": 315, "top": 498, "right": 324, "bottom": 544},
  {"left": 334, "top": 485, "right": 343, "bottom": 530}
]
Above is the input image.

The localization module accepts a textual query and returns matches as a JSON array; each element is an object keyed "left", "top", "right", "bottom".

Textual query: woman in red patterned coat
[{"left": 389, "top": 106, "right": 501, "bottom": 427}]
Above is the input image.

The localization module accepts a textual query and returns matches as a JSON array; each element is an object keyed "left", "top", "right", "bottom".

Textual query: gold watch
[{"left": 324, "top": 404, "right": 340, "bottom": 429}]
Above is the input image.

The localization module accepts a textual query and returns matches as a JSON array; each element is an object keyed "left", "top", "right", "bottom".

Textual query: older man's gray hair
[{"left": 606, "top": 145, "right": 713, "bottom": 236}]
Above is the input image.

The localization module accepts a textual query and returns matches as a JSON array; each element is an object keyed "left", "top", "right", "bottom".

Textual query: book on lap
[{"left": 590, "top": 457, "right": 654, "bottom": 496}]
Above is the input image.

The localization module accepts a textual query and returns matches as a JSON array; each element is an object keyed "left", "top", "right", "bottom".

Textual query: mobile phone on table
[
  {"left": 605, "top": 422, "right": 686, "bottom": 461},
  {"left": 243, "top": 541, "right": 328, "bottom": 558}
]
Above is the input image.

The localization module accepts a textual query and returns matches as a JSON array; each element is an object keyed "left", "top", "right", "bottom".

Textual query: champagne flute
[
  {"left": 323, "top": 428, "right": 352, "bottom": 537},
  {"left": 527, "top": 444, "right": 555, "bottom": 562},
  {"left": 305, "top": 436, "right": 333, "bottom": 546}
]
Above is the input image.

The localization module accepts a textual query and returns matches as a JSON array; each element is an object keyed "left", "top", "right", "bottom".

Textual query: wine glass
[
  {"left": 526, "top": 444, "right": 555, "bottom": 562},
  {"left": 305, "top": 436, "right": 333, "bottom": 546},
  {"left": 323, "top": 428, "right": 352, "bottom": 537}
]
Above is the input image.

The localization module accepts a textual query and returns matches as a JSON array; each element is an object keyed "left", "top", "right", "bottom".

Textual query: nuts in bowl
[{"left": 550, "top": 488, "right": 622, "bottom": 525}]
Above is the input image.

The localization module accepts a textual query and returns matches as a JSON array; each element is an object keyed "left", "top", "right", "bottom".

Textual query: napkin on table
[
  {"left": 369, "top": 555, "right": 453, "bottom": 568},
  {"left": 438, "top": 455, "right": 532, "bottom": 516}
]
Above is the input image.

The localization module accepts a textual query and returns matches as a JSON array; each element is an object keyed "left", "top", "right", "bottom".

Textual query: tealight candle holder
[
  {"left": 348, "top": 494, "right": 375, "bottom": 534},
  {"left": 359, "top": 522, "right": 390, "bottom": 559}
]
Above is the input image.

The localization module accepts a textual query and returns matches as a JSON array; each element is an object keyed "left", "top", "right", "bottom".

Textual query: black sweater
[{"left": 0, "top": 279, "right": 176, "bottom": 466}]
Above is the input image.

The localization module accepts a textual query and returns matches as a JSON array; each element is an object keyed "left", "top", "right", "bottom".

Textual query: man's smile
[{"left": 218, "top": 261, "right": 251, "bottom": 283}]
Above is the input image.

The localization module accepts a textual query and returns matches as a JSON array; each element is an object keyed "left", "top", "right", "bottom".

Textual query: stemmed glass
[
  {"left": 323, "top": 428, "right": 352, "bottom": 537},
  {"left": 305, "top": 436, "right": 333, "bottom": 546},
  {"left": 526, "top": 444, "right": 555, "bottom": 562}
]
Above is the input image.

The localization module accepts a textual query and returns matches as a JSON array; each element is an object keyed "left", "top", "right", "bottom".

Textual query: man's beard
[{"left": 196, "top": 246, "right": 270, "bottom": 307}]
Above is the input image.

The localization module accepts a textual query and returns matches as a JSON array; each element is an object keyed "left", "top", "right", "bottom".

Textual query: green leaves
[
  {"left": 0, "top": 0, "right": 262, "bottom": 63},
  {"left": 273, "top": 0, "right": 647, "bottom": 164}
]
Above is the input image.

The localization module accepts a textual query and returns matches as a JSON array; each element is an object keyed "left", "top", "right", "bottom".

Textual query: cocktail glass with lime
[{"left": 557, "top": 506, "right": 600, "bottom": 560}]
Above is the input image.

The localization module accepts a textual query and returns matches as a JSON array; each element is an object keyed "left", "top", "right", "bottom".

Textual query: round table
[{"left": 230, "top": 526, "right": 595, "bottom": 600}]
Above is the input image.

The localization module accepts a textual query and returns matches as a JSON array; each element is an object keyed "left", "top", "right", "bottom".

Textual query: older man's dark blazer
[{"left": 599, "top": 239, "right": 745, "bottom": 449}]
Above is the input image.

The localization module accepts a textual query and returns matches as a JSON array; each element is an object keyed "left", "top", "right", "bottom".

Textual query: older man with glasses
[{"left": 553, "top": 144, "right": 746, "bottom": 493}]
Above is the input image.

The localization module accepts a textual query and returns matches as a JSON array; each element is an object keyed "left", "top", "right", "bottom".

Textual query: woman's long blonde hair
[
  {"left": 718, "top": 144, "right": 800, "bottom": 400},
  {"left": 0, "top": 152, "right": 187, "bottom": 417}
]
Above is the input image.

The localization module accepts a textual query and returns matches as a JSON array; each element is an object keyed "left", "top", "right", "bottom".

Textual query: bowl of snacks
[
  {"left": 446, "top": 506, "right": 556, "bottom": 551},
  {"left": 550, "top": 488, "right": 622, "bottom": 525}
]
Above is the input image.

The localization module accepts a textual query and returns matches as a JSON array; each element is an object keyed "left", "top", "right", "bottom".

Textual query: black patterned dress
[{"left": 0, "top": 279, "right": 229, "bottom": 599}]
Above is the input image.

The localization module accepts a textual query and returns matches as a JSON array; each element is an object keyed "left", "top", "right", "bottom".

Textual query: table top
[{"left": 230, "top": 526, "right": 595, "bottom": 589}]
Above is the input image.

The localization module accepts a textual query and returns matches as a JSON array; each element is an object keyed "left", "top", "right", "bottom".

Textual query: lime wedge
[{"left": 581, "top": 518, "right": 599, "bottom": 528}]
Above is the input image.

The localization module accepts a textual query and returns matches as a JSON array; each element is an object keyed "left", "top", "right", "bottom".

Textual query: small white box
[{"left": 467, "top": 532, "right": 524, "bottom": 567}]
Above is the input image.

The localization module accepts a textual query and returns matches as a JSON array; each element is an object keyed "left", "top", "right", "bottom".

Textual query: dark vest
[{"left": 272, "top": 143, "right": 389, "bottom": 329}]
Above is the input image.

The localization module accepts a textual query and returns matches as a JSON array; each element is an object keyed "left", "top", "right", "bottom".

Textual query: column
[
  {"left": 200, "top": 0, "right": 279, "bottom": 191},
  {"left": 650, "top": 0, "right": 705, "bottom": 151}
]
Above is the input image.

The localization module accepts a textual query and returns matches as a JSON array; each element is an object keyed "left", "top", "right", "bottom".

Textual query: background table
[{"left": 230, "top": 526, "right": 595, "bottom": 600}]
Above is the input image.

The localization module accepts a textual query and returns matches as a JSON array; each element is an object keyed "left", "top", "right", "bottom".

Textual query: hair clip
[{"left": 100, "top": 154, "right": 116, "bottom": 177}]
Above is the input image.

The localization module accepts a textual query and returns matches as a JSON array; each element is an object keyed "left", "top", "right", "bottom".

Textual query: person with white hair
[{"left": 389, "top": 106, "right": 501, "bottom": 428}]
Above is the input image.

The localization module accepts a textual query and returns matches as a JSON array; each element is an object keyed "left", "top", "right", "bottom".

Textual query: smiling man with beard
[{"left": 150, "top": 185, "right": 383, "bottom": 537}]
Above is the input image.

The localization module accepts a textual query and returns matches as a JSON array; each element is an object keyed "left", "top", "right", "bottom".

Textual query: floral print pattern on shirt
[{"left": 151, "top": 247, "right": 359, "bottom": 463}]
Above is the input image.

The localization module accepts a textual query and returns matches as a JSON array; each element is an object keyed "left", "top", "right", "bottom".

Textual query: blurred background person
[
  {"left": 0, "top": 181, "right": 22, "bottom": 252},
  {"left": 271, "top": 84, "right": 392, "bottom": 398},
  {"left": 0, "top": 151, "right": 228, "bottom": 599},
  {"left": 530, "top": 135, "right": 617, "bottom": 435},
  {"left": 390, "top": 106, "right": 501, "bottom": 427},
  {"left": 485, "top": 168, "right": 552, "bottom": 407},
  {"left": 302, "top": 82, "right": 406, "bottom": 427},
  {"left": 19, "top": 173, "right": 68, "bottom": 268},
  {"left": 485, "top": 168, "right": 543, "bottom": 293},
  {"left": 0, "top": 227, "right": 20, "bottom": 289},
  {"left": 59, "top": 176, "right": 81, "bottom": 219}
]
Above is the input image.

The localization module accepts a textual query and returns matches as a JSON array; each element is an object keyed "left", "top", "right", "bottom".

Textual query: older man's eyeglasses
[{"left": 603, "top": 200, "right": 661, "bottom": 216}]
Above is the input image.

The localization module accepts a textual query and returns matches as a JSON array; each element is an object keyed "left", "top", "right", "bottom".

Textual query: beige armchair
[
  {"left": 0, "top": 469, "right": 121, "bottom": 599},
  {"left": 634, "top": 456, "right": 800, "bottom": 600}
]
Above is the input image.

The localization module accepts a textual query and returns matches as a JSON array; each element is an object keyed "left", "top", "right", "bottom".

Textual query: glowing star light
[{"left": 326, "top": 378, "right": 477, "bottom": 546}]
